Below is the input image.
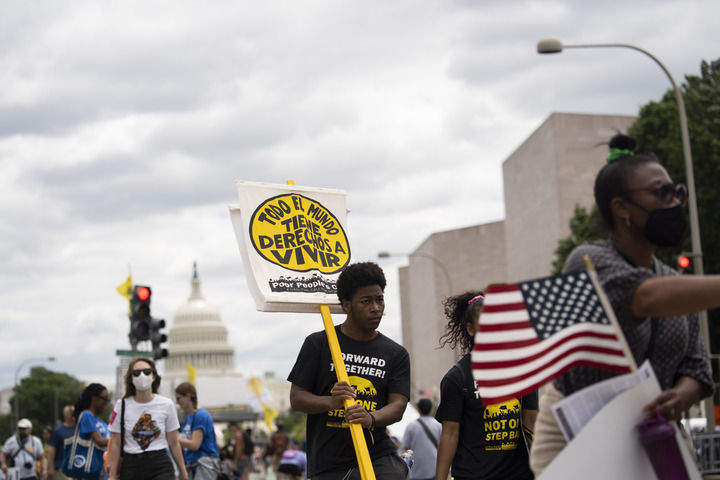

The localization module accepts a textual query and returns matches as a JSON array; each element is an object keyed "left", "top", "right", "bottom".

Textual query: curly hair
[
  {"left": 336, "top": 262, "right": 386, "bottom": 302},
  {"left": 123, "top": 356, "right": 161, "bottom": 398},
  {"left": 438, "top": 291, "right": 484, "bottom": 354},
  {"left": 73, "top": 383, "right": 107, "bottom": 419}
]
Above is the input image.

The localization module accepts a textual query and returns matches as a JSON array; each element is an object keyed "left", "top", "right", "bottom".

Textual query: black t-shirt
[
  {"left": 287, "top": 325, "right": 410, "bottom": 476},
  {"left": 435, "top": 354, "right": 538, "bottom": 480}
]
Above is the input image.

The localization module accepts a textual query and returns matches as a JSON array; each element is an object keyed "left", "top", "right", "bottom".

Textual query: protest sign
[
  {"left": 538, "top": 376, "right": 700, "bottom": 479},
  {"left": 230, "top": 180, "right": 376, "bottom": 480},
  {"left": 229, "top": 181, "right": 351, "bottom": 313}
]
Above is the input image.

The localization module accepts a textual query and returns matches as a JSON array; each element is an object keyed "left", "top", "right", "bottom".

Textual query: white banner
[{"left": 229, "top": 181, "right": 351, "bottom": 313}]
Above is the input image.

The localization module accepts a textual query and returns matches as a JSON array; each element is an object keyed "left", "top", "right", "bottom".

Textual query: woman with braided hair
[{"left": 435, "top": 292, "right": 537, "bottom": 480}]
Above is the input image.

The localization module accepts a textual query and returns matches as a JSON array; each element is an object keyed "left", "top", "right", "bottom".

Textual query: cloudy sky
[{"left": 2, "top": 0, "right": 719, "bottom": 394}]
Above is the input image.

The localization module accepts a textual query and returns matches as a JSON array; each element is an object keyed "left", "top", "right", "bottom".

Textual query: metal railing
[{"left": 694, "top": 432, "right": 720, "bottom": 474}]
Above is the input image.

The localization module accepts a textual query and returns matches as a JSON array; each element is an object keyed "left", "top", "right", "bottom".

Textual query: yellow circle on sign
[{"left": 249, "top": 193, "right": 351, "bottom": 274}]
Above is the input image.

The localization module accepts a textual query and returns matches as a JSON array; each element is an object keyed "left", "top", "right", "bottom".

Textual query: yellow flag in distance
[
  {"left": 263, "top": 404, "right": 278, "bottom": 430},
  {"left": 187, "top": 363, "right": 197, "bottom": 385},
  {"left": 116, "top": 276, "right": 133, "bottom": 300}
]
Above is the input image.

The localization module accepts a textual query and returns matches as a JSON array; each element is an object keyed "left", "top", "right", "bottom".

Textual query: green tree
[
  {"left": 629, "top": 59, "right": 720, "bottom": 351},
  {"left": 7, "top": 367, "right": 86, "bottom": 439},
  {"left": 553, "top": 59, "right": 720, "bottom": 349},
  {"left": 551, "top": 205, "right": 605, "bottom": 275},
  {"left": 0, "top": 414, "right": 13, "bottom": 443}
]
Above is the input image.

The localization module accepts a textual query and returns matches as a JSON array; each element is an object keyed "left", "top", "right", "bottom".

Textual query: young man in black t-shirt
[{"left": 288, "top": 262, "right": 410, "bottom": 480}]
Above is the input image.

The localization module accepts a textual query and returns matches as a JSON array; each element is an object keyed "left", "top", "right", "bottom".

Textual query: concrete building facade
[
  {"left": 399, "top": 112, "right": 636, "bottom": 401},
  {"left": 399, "top": 222, "right": 507, "bottom": 400}
]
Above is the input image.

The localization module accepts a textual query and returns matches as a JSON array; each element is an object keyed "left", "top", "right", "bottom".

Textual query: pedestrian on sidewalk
[
  {"left": 435, "top": 292, "right": 537, "bottom": 480},
  {"left": 106, "top": 356, "right": 188, "bottom": 480},
  {"left": 47, "top": 406, "right": 75, "bottom": 480},
  {"left": 402, "top": 399, "right": 441, "bottom": 480},
  {"left": 1, "top": 418, "right": 48, "bottom": 480},
  {"left": 175, "top": 382, "right": 220, "bottom": 480},
  {"left": 68, "top": 383, "right": 111, "bottom": 479},
  {"left": 288, "top": 262, "right": 411, "bottom": 479}
]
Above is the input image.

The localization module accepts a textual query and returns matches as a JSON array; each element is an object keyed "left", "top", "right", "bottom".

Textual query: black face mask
[{"left": 629, "top": 202, "right": 688, "bottom": 247}]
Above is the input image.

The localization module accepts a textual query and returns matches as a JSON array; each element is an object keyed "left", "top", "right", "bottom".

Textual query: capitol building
[{"left": 160, "top": 263, "right": 290, "bottom": 423}]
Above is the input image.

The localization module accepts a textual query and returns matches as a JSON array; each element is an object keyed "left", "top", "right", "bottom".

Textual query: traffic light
[
  {"left": 129, "top": 285, "right": 152, "bottom": 349},
  {"left": 151, "top": 318, "right": 168, "bottom": 360},
  {"left": 677, "top": 253, "right": 694, "bottom": 274}
]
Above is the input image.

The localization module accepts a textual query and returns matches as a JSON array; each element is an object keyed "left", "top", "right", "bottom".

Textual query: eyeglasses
[
  {"left": 132, "top": 368, "right": 153, "bottom": 377},
  {"left": 623, "top": 183, "right": 687, "bottom": 204},
  {"left": 98, "top": 396, "right": 110, "bottom": 402}
]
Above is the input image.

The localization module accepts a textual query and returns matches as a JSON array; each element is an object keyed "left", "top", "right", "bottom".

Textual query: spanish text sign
[{"left": 230, "top": 181, "right": 351, "bottom": 313}]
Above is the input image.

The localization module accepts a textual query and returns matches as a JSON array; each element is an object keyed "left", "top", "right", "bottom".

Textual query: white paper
[
  {"left": 539, "top": 376, "right": 701, "bottom": 480},
  {"left": 552, "top": 360, "right": 656, "bottom": 441},
  {"left": 229, "top": 181, "right": 351, "bottom": 313}
]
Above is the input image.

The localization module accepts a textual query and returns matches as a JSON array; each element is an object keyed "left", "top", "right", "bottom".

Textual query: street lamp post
[
  {"left": 537, "top": 38, "right": 712, "bottom": 428},
  {"left": 13, "top": 356, "right": 55, "bottom": 425},
  {"left": 378, "top": 251, "right": 453, "bottom": 294}
]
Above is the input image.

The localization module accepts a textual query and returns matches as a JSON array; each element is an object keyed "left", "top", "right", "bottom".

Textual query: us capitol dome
[
  {"left": 160, "top": 262, "right": 290, "bottom": 422},
  {"left": 165, "top": 262, "right": 235, "bottom": 374}
]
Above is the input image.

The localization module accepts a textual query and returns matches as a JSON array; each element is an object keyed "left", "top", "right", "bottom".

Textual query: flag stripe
[
  {"left": 474, "top": 328, "right": 538, "bottom": 344},
  {"left": 482, "top": 302, "right": 526, "bottom": 313},
  {"left": 471, "top": 344, "right": 626, "bottom": 383},
  {"left": 486, "top": 284, "right": 521, "bottom": 294},
  {"left": 474, "top": 351, "right": 632, "bottom": 397},
  {"left": 478, "top": 321, "right": 532, "bottom": 332},
  {"left": 474, "top": 337, "right": 541, "bottom": 350},
  {"left": 480, "top": 310, "right": 531, "bottom": 324},
  {"left": 476, "top": 360, "right": 632, "bottom": 405},
  {"left": 473, "top": 322, "right": 618, "bottom": 359},
  {"left": 482, "top": 290, "right": 524, "bottom": 306}
]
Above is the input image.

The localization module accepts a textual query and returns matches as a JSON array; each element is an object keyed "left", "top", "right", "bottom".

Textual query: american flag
[{"left": 472, "top": 269, "right": 635, "bottom": 405}]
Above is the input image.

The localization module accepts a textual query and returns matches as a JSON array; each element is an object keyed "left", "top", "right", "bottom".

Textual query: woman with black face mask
[{"left": 529, "top": 133, "right": 720, "bottom": 475}]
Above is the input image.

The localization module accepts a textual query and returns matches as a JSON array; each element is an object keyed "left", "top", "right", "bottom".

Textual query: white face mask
[{"left": 132, "top": 372, "right": 154, "bottom": 391}]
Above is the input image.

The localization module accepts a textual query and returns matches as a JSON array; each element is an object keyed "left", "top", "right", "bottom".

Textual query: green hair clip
[{"left": 607, "top": 148, "right": 634, "bottom": 164}]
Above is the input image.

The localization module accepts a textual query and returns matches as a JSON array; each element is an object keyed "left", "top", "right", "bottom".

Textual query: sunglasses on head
[
  {"left": 132, "top": 368, "right": 153, "bottom": 377},
  {"left": 624, "top": 182, "right": 687, "bottom": 204}
]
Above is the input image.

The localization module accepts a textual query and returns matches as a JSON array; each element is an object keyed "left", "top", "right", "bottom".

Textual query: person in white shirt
[
  {"left": 106, "top": 357, "right": 188, "bottom": 480},
  {"left": 1, "top": 418, "right": 47, "bottom": 480}
]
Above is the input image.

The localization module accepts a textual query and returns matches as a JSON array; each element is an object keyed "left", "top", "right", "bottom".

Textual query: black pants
[
  {"left": 311, "top": 454, "right": 409, "bottom": 480},
  {"left": 119, "top": 450, "right": 174, "bottom": 480}
]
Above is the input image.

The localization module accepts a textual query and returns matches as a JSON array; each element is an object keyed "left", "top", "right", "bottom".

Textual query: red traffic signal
[
  {"left": 678, "top": 256, "right": 691, "bottom": 269},
  {"left": 136, "top": 286, "right": 151, "bottom": 301},
  {"left": 677, "top": 254, "right": 694, "bottom": 274}
]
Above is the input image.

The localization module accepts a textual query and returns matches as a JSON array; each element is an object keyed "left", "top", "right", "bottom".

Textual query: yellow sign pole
[
  {"left": 319, "top": 305, "right": 376, "bottom": 480},
  {"left": 286, "top": 180, "right": 376, "bottom": 480}
]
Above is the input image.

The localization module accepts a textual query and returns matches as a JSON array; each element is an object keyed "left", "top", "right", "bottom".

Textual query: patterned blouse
[{"left": 553, "top": 240, "right": 713, "bottom": 398}]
